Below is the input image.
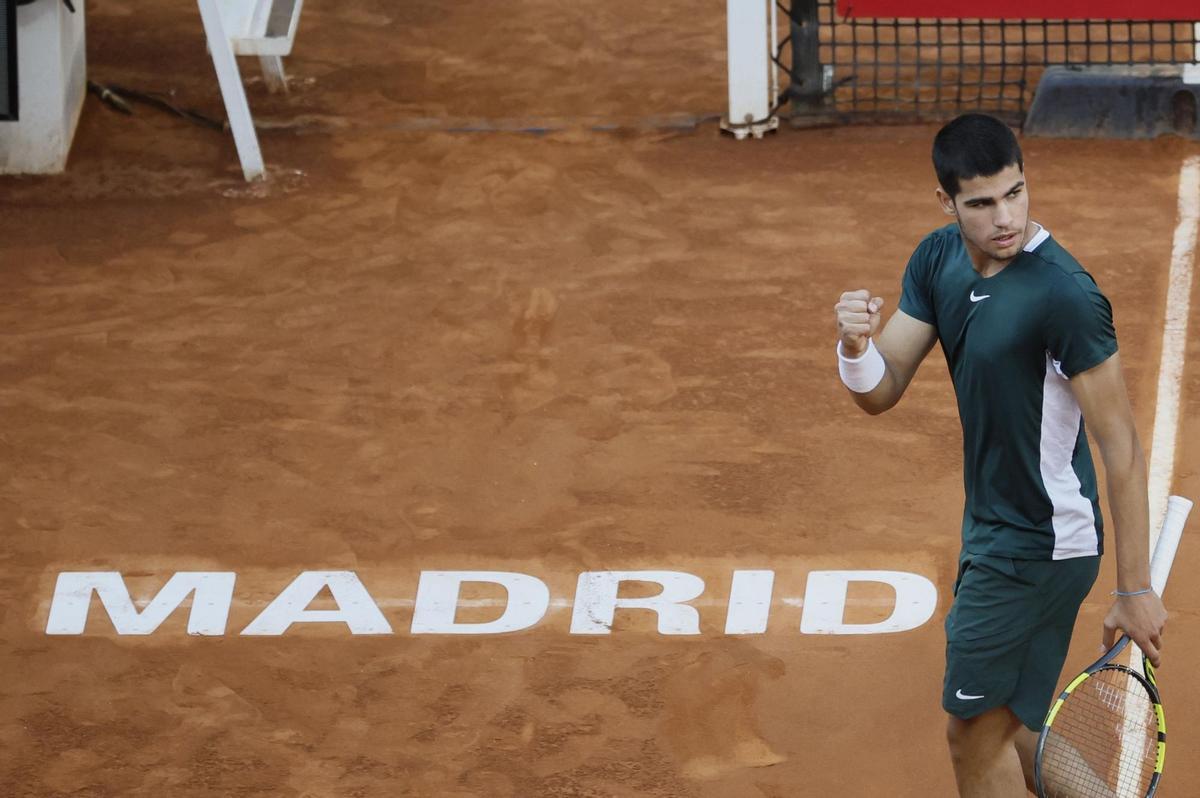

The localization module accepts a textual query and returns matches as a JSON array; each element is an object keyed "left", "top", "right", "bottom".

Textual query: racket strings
[{"left": 1041, "top": 668, "right": 1157, "bottom": 798}]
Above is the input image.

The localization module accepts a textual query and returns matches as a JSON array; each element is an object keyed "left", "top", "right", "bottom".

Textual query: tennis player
[{"left": 833, "top": 113, "right": 1168, "bottom": 797}]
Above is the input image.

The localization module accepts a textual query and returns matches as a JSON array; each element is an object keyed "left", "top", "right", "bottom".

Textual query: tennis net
[{"left": 781, "top": 0, "right": 1200, "bottom": 125}]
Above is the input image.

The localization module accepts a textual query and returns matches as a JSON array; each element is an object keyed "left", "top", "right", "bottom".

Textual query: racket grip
[{"left": 1150, "top": 495, "right": 1194, "bottom": 596}]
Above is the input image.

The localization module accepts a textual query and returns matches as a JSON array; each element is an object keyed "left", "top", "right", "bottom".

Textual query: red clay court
[{"left": 1, "top": 0, "right": 1199, "bottom": 795}]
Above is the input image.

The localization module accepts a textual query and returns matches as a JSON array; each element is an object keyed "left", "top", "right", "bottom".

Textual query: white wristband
[{"left": 837, "top": 339, "right": 886, "bottom": 394}]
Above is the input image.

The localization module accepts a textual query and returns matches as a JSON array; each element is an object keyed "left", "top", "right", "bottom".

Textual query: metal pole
[
  {"left": 723, "top": 0, "right": 779, "bottom": 139},
  {"left": 789, "top": 0, "right": 823, "bottom": 111}
]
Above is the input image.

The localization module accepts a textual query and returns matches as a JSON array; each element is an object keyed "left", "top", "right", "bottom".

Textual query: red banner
[{"left": 837, "top": 1, "right": 1200, "bottom": 19}]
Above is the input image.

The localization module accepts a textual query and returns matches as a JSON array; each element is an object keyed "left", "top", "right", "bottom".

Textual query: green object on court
[
  {"left": 942, "top": 552, "right": 1100, "bottom": 731},
  {"left": 900, "top": 223, "right": 1117, "bottom": 561}
]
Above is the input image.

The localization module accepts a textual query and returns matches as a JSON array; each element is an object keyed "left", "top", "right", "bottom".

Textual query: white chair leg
[
  {"left": 197, "top": 0, "right": 265, "bottom": 181},
  {"left": 259, "top": 55, "right": 288, "bottom": 94}
]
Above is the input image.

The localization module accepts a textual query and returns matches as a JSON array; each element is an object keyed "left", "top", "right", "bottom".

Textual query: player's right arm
[{"left": 833, "top": 289, "right": 937, "bottom": 415}]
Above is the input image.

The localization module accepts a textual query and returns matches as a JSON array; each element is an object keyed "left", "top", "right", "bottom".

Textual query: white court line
[
  {"left": 1119, "top": 156, "right": 1200, "bottom": 787},
  {"left": 1146, "top": 156, "right": 1199, "bottom": 552}
]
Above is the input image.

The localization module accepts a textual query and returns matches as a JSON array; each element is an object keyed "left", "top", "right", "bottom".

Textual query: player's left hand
[{"left": 1103, "top": 590, "right": 1168, "bottom": 668}]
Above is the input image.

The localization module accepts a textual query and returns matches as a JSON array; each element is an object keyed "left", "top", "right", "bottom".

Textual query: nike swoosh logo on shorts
[
  {"left": 956, "top": 689, "right": 985, "bottom": 700},
  {"left": 969, "top": 291, "right": 991, "bottom": 302}
]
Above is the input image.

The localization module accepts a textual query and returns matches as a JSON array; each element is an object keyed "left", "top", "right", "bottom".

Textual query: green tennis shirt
[{"left": 899, "top": 222, "right": 1117, "bottom": 560}]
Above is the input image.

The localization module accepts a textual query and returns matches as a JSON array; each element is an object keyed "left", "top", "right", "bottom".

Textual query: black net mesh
[
  {"left": 1, "top": 0, "right": 13, "bottom": 120},
  {"left": 782, "top": 0, "right": 1199, "bottom": 125}
]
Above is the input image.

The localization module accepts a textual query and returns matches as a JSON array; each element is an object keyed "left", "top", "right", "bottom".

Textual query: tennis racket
[{"left": 1034, "top": 494, "right": 1193, "bottom": 798}]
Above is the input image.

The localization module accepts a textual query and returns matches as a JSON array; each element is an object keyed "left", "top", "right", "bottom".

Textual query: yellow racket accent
[{"left": 1043, "top": 697, "right": 1066, "bottom": 727}]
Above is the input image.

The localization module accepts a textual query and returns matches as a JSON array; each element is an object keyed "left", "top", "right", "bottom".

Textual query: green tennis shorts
[{"left": 942, "top": 551, "right": 1100, "bottom": 731}]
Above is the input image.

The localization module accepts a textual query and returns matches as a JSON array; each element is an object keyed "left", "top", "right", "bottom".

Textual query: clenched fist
[{"left": 834, "top": 290, "right": 885, "bottom": 358}]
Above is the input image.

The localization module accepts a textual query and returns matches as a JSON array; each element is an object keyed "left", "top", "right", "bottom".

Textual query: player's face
[{"left": 938, "top": 163, "right": 1029, "bottom": 263}]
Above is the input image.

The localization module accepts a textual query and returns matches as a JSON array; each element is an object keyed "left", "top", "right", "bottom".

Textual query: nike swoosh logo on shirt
[
  {"left": 969, "top": 291, "right": 991, "bottom": 302},
  {"left": 955, "top": 689, "right": 985, "bottom": 700}
]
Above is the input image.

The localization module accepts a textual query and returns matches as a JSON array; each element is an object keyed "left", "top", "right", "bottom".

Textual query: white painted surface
[
  {"left": 725, "top": 0, "right": 771, "bottom": 127},
  {"left": 231, "top": 0, "right": 305, "bottom": 56},
  {"left": 0, "top": 0, "right": 86, "bottom": 174},
  {"left": 197, "top": 0, "right": 265, "bottom": 180},
  {"left": 46, "top": 572, "right": 235, "bottom": 635},
  {"left": 570, "top": 571, "right": 705, "bottom": 635},
  {"left": 1187, "top": 22, "right": 1200, "bottom": 85},
  {"left": 259, "top": 55, "right": 288, "bottom": 93},
  {"left": 214, "top": 0, "right": 254, "bottom": 38},
  {"left": 410, "top": 571, "right": 550, "bottom": 634},
  {"left": 241, "top": 571, "right": 391, "bottom": 635},
  {"left": 1147, "top": 157, "right": 1199, "bottom": 542},
  {"left": 799, "top": 570, "right": 938, "bottom": 635},
  {"left": 724, "top": 570, "right": 775, "bottom": 634},
  {"left": 42, "top": 568, "right": 944, "bottom": 637}
]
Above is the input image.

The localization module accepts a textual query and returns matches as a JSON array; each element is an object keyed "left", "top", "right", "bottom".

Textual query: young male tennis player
[{"left": 832, "top": 113, "right": 1168, "bottom": 796}]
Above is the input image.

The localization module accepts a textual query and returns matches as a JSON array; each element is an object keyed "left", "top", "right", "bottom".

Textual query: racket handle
[{"left": 1150, "top": 495, "right": 1194, "bottom": 596}]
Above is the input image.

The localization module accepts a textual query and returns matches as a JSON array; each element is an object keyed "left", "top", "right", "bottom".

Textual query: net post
[
  {"left": 722, "top": 0, "right": 780, "bottom": 139},
  {"left": 789, "top": 0, "right": 824, "bottom": 111},
  {"left": 1187, "top": 22, "right": 1200, "bottom": 83}
]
